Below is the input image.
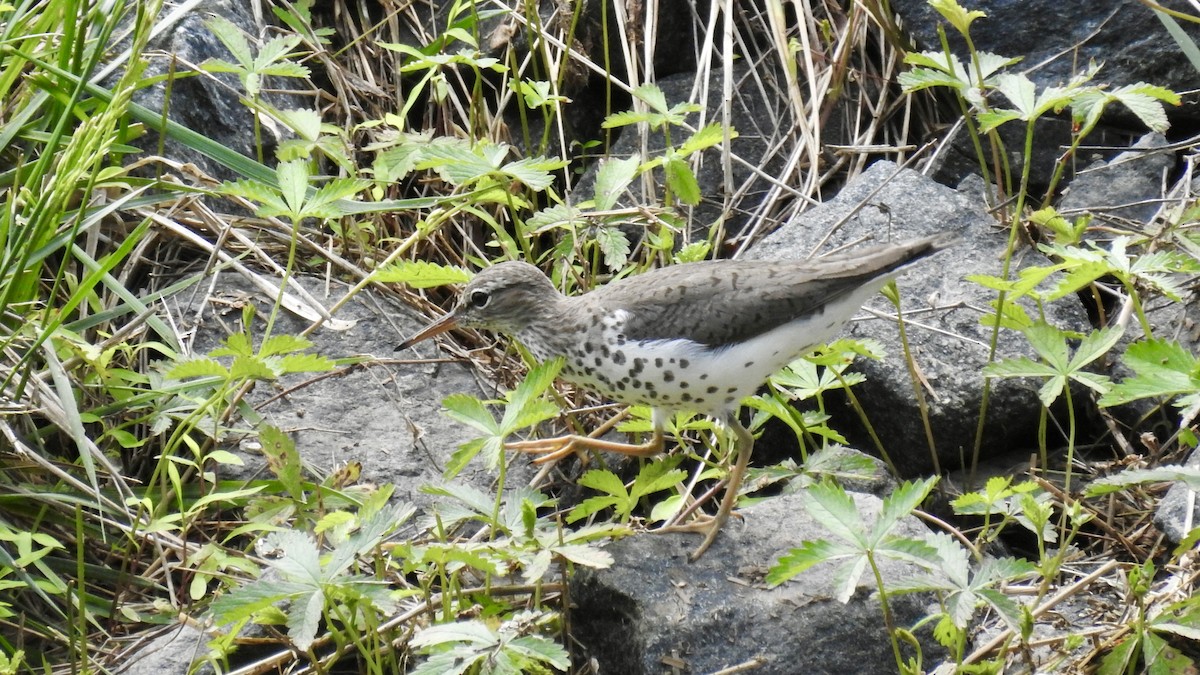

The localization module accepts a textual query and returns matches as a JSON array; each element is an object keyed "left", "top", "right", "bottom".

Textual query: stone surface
[
  {"left": 1058, "top": 133, "right": 1174, "bottom": 227},
  {"left": 893, "top": 0, "right": 1200, "bottom": 124},
  {"left": 127, "top": 0, "right": 309, "bottom": 182},
  {"left": 173, "top": 273, "right": 536, "bottom": 510},
  {"left": 569, "top": 489, "right": 943, "bottom": 674},
  {"left": 745, "top": 160, "right": 1092, "bottom": 475},
  {"left": 572, "top": 64, "right": 792, "bottom": 243},
  {"left": 116, "top": 622, "right": 211, "bottom": 675}
]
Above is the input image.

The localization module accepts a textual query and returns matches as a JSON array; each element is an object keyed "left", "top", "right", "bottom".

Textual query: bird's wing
[{"left": 594, "top": 235, "right": 950, "bottom": 348}]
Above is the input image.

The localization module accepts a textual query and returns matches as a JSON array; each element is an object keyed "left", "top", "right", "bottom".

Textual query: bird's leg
[
  {"left": 656, "top": 414, "right": 754, "bottom": 560},
  {"left": 507, "top": 418, "right": 664, "bottom": 464}
]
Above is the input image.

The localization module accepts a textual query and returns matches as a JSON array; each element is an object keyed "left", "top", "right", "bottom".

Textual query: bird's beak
[{"left": 396, "top": 310, "right": 458, "bottom": 351}]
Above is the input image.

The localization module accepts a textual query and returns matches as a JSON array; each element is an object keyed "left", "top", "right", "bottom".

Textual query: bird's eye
[{"left": 469, "top": 290, "right": 490, "bottom": 308}]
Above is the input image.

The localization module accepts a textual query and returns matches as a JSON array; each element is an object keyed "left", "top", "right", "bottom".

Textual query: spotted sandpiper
[{"left": 398, "top": 233, "right": 956, "bottom": 559}]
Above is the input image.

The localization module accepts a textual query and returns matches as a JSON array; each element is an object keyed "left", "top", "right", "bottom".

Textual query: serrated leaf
[
  {"left": 374, "top": 260, "right": 472, "bottom": 287},
  {"left": 260, "top": 425, "right": 304, "bottom": 497},
  {"left": 594, "top": 226, "right": 630, "bottom": 270},
  {"left": 632, "top": 83, "right": 669, "bottom": 113},
  {"left": 411, "top": 620, "right": 496, "bottom": 648},
  {"left": 506, "top": 635, "right": 571, "bottom": 670},
  {"left": 230, "top": 355, "right": 277, "bottom": 381},
  {"left": 929, "top": 0, "right": 986, "bottom": 35},
  {"left": 802, "top": 481, "right": 863, "bottom": 545},
  {"left": 678, "top": 123, "right": 729, "bottom": 156},
  {"left": 441, "top": 394, "right": 499, "bottom": 435},
  {"left": 276, "top": 353, "right": 335, "bottom": 373},
  {"left": 1099, "top": 339, "right": 1200, "bottom": 408},
  {"left": 210, "top": 579, "right": 313, "bottom": 624},
  {"left": 766, "top": 538, "right": 842, "bottom": 586},
  {"left": 205, "top": 16, "right": 253, "bottom": 67},
  {"left": 168, "top": 358, "right": 228, "bottom": 379},
  {"left": 664, "top": 157, "right": 700, "bottom": 205},
  {"left": 874, "top": 477, "right": 938, "bottom": 541},
  {"left": 1085, "top": 465, "right": 1200, "bottom": 496},
  {"left": 577, "top": 469, "right": 629, "bottom": 497},
  {"left": 261, "top": 334, "right": 313, "bottom": 356},
  {"left": 551, "top": 543, "right": 613, "bottom": 569},
  {"left": 593, "top": 156, "right": 639, "bottom": 209}
]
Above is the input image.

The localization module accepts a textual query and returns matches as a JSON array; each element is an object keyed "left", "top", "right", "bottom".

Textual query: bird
[{"left": 397, "top": 233, "right": 957, "bottom": 559}]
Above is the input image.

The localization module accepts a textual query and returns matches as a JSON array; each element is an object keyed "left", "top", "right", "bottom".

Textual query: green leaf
[
  {"left": 1100, "top": 339, "right": 1200, "bottom": 408},
  {"left": 594, "top": 226, "right": 631, "bottom": 271},
  {"left": 1085, "top": 465, "right": 1200, "bottom": 496},
  {"left": 928, "top": 0, "right": 987, "bottom": 36},
  {"left": 499, "top": 358, "right": 563, "bottom": 433},
  {"left": 374, "top": 260, "right": 472, "bottom": 287},
  {"left": 592, "top": 156, "right": 639, "bottom": 210},
  {"left": 204, "top": 16, "right": 253, "bottom": 67},
  {"left": 766, "top": 538, "right": 844, "bottom": 586},
  {"left": 168, "top": 358, "right": 228, "bottom": 380},
  {"left": 678, "top": 123, "right": 729, "bottom": 156},
  {"left": 801, "top": 480, "right": 864, "bottom": 546},
  {"left": 632, "top": 83, "right": 669, "bottom": 114},
  {"left": 260, "top": 334, "right": 313, "bottom": 356},
  {"left": 577, "top": 469, "right": 629, "bottom": 498},
  {"left": 276, "top": 353, "right": 336, "bottom": 373},
  {"left": 664, "top": 157, "right": 701, "bottom": 205},
  {"left": 442, "top": 394, "right": 499, "bottom": 435},
  {"left": 873, "top": 477, "right": 938, "bottom": 543},
  {"left": 260, "top": 425, "right": 304, "bottom": 498},
  {"left": 230, "top": 355, "right": 276, "bottom": 381}
]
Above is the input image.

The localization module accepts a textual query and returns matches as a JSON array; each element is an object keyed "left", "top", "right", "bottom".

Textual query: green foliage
[
  {"left": 1099, "top": 339, "right": 1200, "bottom": 410},
  {"left": 211, "top": 502, "right": 414, "bottom": 651},
  {"left": 566, "top": 456, "right": 689, "bottom": 524},
  {"left": 410, "top": 613, "right": 569, "bottom": 675},
  {"left": 984, "top": 323, "right": 1119, "bottom": 408},
  {"left": 440, "top": 358, "right": 564, "bottom": 477},
  {"left": 1096, "top": 561, "right": 1200, "bottom": 674},
  {"left": 202, "top": 16, "right": 311, "bottom": 99}
]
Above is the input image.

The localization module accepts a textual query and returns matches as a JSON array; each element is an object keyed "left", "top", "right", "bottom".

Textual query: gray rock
[
  {"left": 116, "top": 622, "right": 211, "bottom": 675},
  {"left": 892, "top": 0, "right": 1200, "bottom": 124},
  {"left": 745, "top": 160, "right": 1092, "bottom": 474},
  {"left": 571, "top": 64, "right": 791, "bottom": 243},
  {"left": 1155, "top": 457, "right": 1200, "bottom": 545},
  {"left": 570, "top": 490, "right": 943, "bottom": 674},
  {"left": 1059, "top": 133, "right": 1174, "bottom": 227},
  {"left": 129, "top": 1, "right": 310, "bottom": 182},
  {"left": 173, "top": 273, "right": 536, "bottom": 510}
]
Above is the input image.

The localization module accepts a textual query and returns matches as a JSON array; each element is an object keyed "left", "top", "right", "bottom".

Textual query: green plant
[{"left": 767, "top": 477, "right": 941, "bottom": 674}]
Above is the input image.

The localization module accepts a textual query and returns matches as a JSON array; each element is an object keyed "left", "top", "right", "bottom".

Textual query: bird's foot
[
  {"left": 655, "top": 510, "right": 741, "bottom": 561},
  {"left": 505, "top": 436, "right": 582, "bottom": 464},
  {"left": 506, "top": 432, "right": 665, "bottom": 464}
]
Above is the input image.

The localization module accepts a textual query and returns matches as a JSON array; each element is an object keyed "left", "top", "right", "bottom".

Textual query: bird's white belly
[{"left": 558, "top": 301, "right": 867, "bottom": 416}]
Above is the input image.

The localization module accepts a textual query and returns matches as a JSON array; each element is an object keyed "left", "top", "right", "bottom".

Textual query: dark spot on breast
[
  {"left": 680, "top": 359, "right": 690, "bottom": 368},
  {"left": 724, "top": 396, "right": 737, "bottom": 404},
  {"left": 681, "top": 392, "right": 692, "bottom": 402},
  {"left": 663, "top": 371, "right": 675, "bottom": 382},
  {"left": 655, "top": 358, "right": 664, "bottom": 367},
  {"left": 601, "top": 344, "right": 611, "bottom": 358},
  {"left": 707, "top": 386, "right": 719, "bottom": 394},
  {"left": 727, "top": 387, "right": 739, "bottom": 393},
  {"left": 744, "top": 361, "right": 754, "bottom": 368},
  {"left": 700, "top": 373, "right": 709, "bottom": 380},
  {"left": 612, "top": 350, "right": 626, "bottom": 365}
]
